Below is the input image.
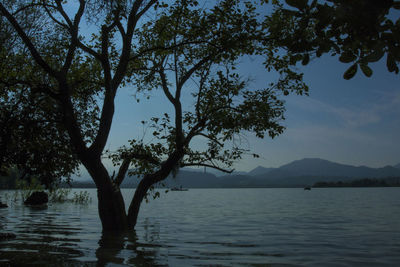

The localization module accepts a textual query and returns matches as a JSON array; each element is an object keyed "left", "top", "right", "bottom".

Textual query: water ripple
[{"left": 0, "top": 188, "right": 399, "bottom": 266}]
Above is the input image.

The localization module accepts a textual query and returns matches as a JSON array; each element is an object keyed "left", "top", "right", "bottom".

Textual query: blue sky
[
  {"left": 253, "top": 56, "right": 400, "bottom": 169},
  {"left": 105, "top": 53, "right": 400, "bottom": 172}
]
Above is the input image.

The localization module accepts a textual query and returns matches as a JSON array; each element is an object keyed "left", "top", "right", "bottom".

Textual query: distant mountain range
[
  {"left": 247, "top": 166, "right": 275, "bottom": 176},
  {"left": 71, "top": 158, "right": 400, "bottom": 188}
]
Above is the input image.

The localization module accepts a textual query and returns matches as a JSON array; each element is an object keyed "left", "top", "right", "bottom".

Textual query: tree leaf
[
  {"left": 387, "top": 53, "right": 397, "bottom": 72},
  {"left": 360, "top": 64, "right": 373, "bottom": 77},
  {"left": 343, "top": 64, "right": 358, "bottom": 80},
  {"left": 363, "top": 50, "right": 385, "bottom": 63},
  {"left": 339, "top": 52, "right": 357, "bottom": 63},
  {"left": 285, "top": 0, "right": 308, "bottom": 10},
  {"left": 301, "top": 54, "right": 310, "bottom": 65}
]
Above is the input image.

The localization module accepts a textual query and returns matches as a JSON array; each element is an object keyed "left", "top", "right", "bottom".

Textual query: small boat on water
[
  {"left": 170, "top": 186, "right": 188, "bottom": 191},
  {"left": 304, "top": 186, "right": 311, "bottom": 190}
]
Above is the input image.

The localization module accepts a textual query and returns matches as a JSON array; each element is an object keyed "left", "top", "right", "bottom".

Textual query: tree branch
[
  {"left": 0, "top": 3, "right": 58, "bottom": 78},
  {"left": 181, "top": 162, "right": 233, "bottom": 173},
  {"left": 158, "top": 60, "right": 184, "bottom": 149},
  {"left": 11, "top": 3, "right": 43, "bottom": 16},
  {"left": 196, "top": 133, "right": 224, "bottom": 146},
  {"left": 88, "top": 23, "right": 115, "bottom": 156},
  {"left": 115, "top": 152, "right": 161, "bottom": 186},
  {"left": 100, "top": 25, "right": 113, "bottom": 88},
  {"left": 115, "top": 157, "right": 131, "bottom": 186},
  {"left": 62, "top": 0, "right": 86, "bottom": 74},
  {"left": 57, "top": 85, "right": 88, "bottom": 156},
  {"left": 0, "top": 78, "right": 59, "bottom": 99},
  {"left": 184, "top": 117, "right": 207, "bottom": 145},
  {"left": 111, "top": 0, "right": 157, "bottom": 93},
  {"left": 115, "top": 19, "right": 126, "bottom": 39},
  {"left": 195, "top": 65, "right": 211, "bottom": 118},
  {"left": 136, "top": 0, "right": 157, "bottom": 20},
  {"left": 54, "top": 0, "right": 73, "bottom": 28},
  {"left": 42, "top": 3, "right": 69, "bottom": 30},
  {"left": 158, "top": 64, "right": 176, "bottom": 104},
  {"left": 77, "top": 40, "right": 102, "bottom": 61},
  {"left": 129, "top": 40, "right": 212, "bottom": 62},
  {"left": 177, "top": 54, "right": 214, "bottom": 95}
]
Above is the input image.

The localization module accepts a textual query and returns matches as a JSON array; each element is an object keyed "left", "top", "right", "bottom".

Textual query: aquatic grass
[
  {"left": 16, "top": 178, "right": 44, "bottom": 202},
  {"left": 48, "top": 189, "right": 92, "bottom": 204},
  {"left": 48, "top": 188, "right": 71, "bottom": 203},
  {"left": 72, "top": 191, "right": 92, "bottom": 204},
  {"left": 1, "top": 188, "right": 92, "bottom": 205}
]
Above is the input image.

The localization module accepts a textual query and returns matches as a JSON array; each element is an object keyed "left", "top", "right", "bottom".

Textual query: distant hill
[
  {"left": 69, "top": 158, "right": 400, "bottom": 188},
  {"left": 200, "top": 158, "right": 400, "bottom": 188},
  {"left": 394, "top": 163, "right": 400, "bottom": 169},
  {"left": 275, "top": 158, "right": 400, "bottom": 178},
  {"left": 117, "top": 170, "right": 220, "bottom": 188},
  {"left": 247, "top": 166, "right": 275, "bottom": 176},
  {"left": 163, "top": 170, "right": 219, "bottom": 188}
]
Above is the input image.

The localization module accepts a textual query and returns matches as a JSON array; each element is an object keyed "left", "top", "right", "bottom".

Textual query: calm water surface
[{"left": 0, "top": 188, "right": 399, "bottom": 266}]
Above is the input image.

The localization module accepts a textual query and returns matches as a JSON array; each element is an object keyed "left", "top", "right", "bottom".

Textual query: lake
[{"left": 1, "top": 188, "right": 399, "bottom": 266}]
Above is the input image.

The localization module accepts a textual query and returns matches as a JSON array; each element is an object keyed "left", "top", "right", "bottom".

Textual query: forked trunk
[{"left": 83, "top": 159, "right": 129, "bottom": 232}]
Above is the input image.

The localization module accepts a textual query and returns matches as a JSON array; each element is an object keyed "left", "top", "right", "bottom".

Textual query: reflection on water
[
  {"left": 96, "top": 231, "right": 161, "bottom": 267},
  {"left": 0, "top": 188, "right": 400, "bottom": 266},
  {"left": 0, "top": 205, "right": 85, "bottom": 266},
  {"left": 0, "top": 197, "right": 161, "bottom": 266}
]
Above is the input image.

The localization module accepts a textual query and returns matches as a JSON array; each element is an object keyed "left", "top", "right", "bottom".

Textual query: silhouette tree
[{"left": 111, "top": 1, "right": 308, "bottom": 227}]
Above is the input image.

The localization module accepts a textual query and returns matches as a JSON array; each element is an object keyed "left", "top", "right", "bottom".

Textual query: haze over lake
[{"left": 1, "top": 188, "right": 399, "bottom": 266}]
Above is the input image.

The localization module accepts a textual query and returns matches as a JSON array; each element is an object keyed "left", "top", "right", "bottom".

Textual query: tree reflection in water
[
  {"left": 0, "top": 200, "right": 164, "bottom": 266},
  {"left": 95, "top": 231, "right": 159, "bottom": 266}
]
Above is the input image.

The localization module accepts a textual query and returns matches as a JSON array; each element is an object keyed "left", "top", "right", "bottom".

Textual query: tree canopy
[
  {"left": 269, "top": 0, "right": 400, "bottom": 79},
  {"left": 0, "top": 2, "right": 101, "bottom": 186},
  {"left": 109, "top": 0, "right": 307, "bottom": 179}
]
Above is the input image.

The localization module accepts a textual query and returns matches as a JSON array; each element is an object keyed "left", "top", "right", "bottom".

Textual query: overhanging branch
[
  {"left": 114, "top": 152, "right": 161, "bottom": 186},
  {"left": 0, "top": 3, "right": 58, "bottom": 78},
  {"left": 115, "top": 157, "right": 131, "bottom": 186},
  {"left": 181, "top": 162, "right": 233, "bottom": 174}
]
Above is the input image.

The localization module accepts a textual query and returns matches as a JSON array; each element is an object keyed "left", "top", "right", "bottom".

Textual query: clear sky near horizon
[{"left": 105, "top": 53, "right": 400, "bottom": 172}]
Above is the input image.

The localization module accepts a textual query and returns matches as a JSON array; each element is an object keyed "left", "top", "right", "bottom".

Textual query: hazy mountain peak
[
  {"left": 279, "top": 158, "right": 341, "bottom": 169},
  {"left": 248, "top": 166, "right": 275, "bottom": 176},
  {"left": 277, "top": 158, "right": 400, "bottom": 178}
]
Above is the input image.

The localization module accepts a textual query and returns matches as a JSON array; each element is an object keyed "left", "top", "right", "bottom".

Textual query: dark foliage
[{"left": 269, "top": 0, "right": 400, "bottom": 79}]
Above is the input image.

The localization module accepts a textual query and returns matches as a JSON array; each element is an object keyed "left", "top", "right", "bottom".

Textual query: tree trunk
[
  {"left": 82, "top": 158, "right": 129, "bottom": 232},
  {"left": 127, "top": 176, "right": 152, "bottom": 229},
  {"left": 127, "top": 151, "right": 184, "bottom": 229},
  {"left": 97, "top": 184, "right": 130, "bottom": 232}
]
